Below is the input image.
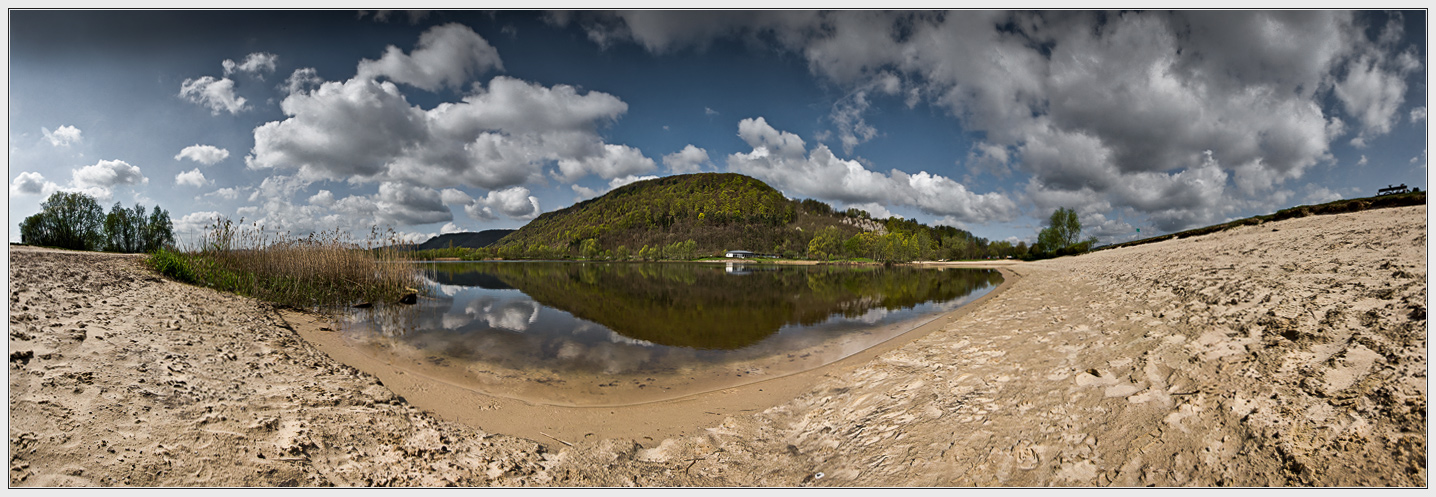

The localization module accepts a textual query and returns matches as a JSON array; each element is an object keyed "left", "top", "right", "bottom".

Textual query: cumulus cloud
[
  {"left": 175, "top": 211, "right": 225, "bottom": 236},
  {"left": 223, "top": 52, "right": 278, "bottom": 78},
  {"left": 375, "top": 182, "right": 452, "bottom": 226},
  {"left": 463, "top": 186, "right": 541, "bottom": 221},
  {"left": 42, "top": 125, "right": 82, "bottom": 147},
  {"left": 726, "top": 117, "right": 1018, "bottom": 224},
  {"left": 356, "top": 23, "right": 503, "bottom": 92},
  {"left": 251, "top": 69, "right": 640, "bottom": 190},
  {"left": 440, "top": 222, "right": 466, "bottom": 234},
  {"left": 282, "top": 68, "right": 324, "bottom": 95},
  {"left": 439, "top": 188, "right": 473, "bottom": 206},
  {"left": 554, "top": 144, "right": 656, "bottom": 182},
  {"left": 662, "top": 145, "right": 710, "bottom": 174},
  {"left": 307, "top": 189, "right": 335, "bottom": 207},
  {"left": 569, "top": 11, "right": 1421, "bottom": 234},
  {"left": 72, "top": 159, "right": 147, "bottom": 191},
  {"left": 202, "top": 187, "right": 245, "bottom": 201},
  {"left": 180, "top": 76, "right": 247, "bottom": 115},
  {"left": 10, "top": 172, "right": 57, "bottom": 196},
  {"left": 174, "top": 144, "right": 230, "bottom": 165},
  {"left": 1335, "top": 55, "right": 1409, "bottom": 146},
  {"left": 1412, "top": 106, "right": 1428, "bottom": 123},
  {"left": 175, "top": 168, "right": 210, "bottom": 187},
  {"left": 249, "top": 77, "right": 426, "bottom": 182}
]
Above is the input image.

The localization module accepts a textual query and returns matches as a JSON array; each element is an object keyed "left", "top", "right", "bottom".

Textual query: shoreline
[
  {"left": 286, "top": 266, "right": 1019, "bottom": 445},
  {"left": 9, "top": 204, "right": 1426, "bottom": 486}
]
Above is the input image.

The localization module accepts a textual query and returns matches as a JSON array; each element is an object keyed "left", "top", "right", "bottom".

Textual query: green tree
[
  {"left": 806, "top": 226, "right": 845, "bottom": 260},
  {"left": 580, "top": 238, "right": 601, "bottom": 259},
  {"left": 143, "top": 206, "right": 175, "bottom": 253},
  {"left": 1036, "top": 207, "right": 1085, "bottom": 254},
  {"left": 21, "top": 191, "right": 105, "bottom": 250}
]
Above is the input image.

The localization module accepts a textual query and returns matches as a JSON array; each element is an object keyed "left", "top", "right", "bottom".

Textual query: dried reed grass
[{"left": 150, "top": 217, "right": 425, "bottom": 310}]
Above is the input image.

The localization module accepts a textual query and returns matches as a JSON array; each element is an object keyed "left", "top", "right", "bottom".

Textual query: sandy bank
[
  {"left": 9, "top": 204, "right": 1427, "bottom": 486},
  {"left": 285, "top": 265, "right": 1013, "bottom": 445}
]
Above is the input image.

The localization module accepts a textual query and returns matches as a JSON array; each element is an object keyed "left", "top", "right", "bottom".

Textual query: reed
[{"left": 148, "top": 217, "right": 425, "bottom": 310}]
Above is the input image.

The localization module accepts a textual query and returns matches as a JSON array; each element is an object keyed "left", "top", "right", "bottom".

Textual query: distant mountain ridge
[{"left": 412, "top": 230, "right": 515, "bottom": 251}]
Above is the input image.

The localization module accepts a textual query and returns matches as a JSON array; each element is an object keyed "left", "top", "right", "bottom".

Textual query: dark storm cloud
[{"left": 567, "top": 10, "right": 1424, "bottom": 232}]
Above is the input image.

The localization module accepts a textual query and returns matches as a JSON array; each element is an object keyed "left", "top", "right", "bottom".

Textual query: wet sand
[
  {"left": 9, "top": 204, "right": 1427, "bottom": 486},
  {"left": 288, "top": 272, "right": 1011, "bottom": 445}
]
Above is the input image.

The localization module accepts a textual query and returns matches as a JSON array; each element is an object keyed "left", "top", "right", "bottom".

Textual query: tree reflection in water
[{"left": 344, "top": 262, "right": 1000, "bottom": 375}]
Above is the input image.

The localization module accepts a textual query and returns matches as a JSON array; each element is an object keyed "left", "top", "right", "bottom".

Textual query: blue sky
[{"left": 8, "top": 10, "right": 1428, "bottom": 247}]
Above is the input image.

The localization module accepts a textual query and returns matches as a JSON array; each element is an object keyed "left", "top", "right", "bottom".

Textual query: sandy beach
[{"left": 8, "top": 204, "right": 1426, "bottom": 486}]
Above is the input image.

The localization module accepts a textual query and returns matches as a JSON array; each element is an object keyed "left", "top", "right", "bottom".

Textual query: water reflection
[{"left": 340, "top": 262, "right": 1000, "bottom": 404}]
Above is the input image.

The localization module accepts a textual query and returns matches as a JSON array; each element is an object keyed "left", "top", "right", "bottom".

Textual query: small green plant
[{"left": 147, "top": 248, "right": 196, "bottom": 283}]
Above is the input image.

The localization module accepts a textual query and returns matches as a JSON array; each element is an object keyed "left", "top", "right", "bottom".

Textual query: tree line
[{"left": 19, "top": 191, "right": 175, "bottom": 253}]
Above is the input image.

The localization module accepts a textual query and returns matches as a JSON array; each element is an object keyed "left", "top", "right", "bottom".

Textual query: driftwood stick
[{"left": 539, "top": 431, "right": 574, "bottom": 447}]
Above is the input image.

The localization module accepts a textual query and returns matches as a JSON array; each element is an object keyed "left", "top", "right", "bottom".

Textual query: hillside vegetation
[
  {"left": 495, "top": 173, "right": 828, "bottom": 257},
  {"left": 433, "top": 173, "right": 1028, "bottom": 262}
]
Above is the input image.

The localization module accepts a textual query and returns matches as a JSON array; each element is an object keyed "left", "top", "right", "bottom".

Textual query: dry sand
[{"left": 8, "top": 204, "right": 1427, "bottom": 486}]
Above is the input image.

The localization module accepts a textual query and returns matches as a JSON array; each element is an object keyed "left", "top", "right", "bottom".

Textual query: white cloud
[
  {"left": 223, "top": 52, "right": 278, "bottom": 78},
  {"left": 175, "top": 211, "right": 224, "bottom": 237},
  {"left": 555, "top": 144, "right": 657, "bottom": 182},
  {"left": 1356, "top": 155, "right": 1369, "bottom": 167},
  {"left": 1303, "top": 185, "right": 1343, "bottom": 205},
  {"left": 174, "top": 144, "right": 230, "bottom": 165},
  {"left": 726, "top": 117, "right": 1017, "bottom": 224},
  {"left": 307, "top": 189, "right": 335, "bottom": 207},
  {"left": 282, "top": 67, "right": 323, "bottom": 95},
  {"left": 375, "top": 182, "right": 452, "bottom": 226},
  {"left": 41, "top": 125, "right": 82, "bottom": 147},
  {"left": 248, "top": 77, "right": 427, "bottom": 181},
  {"left": 829, "top": 77, "right": 900, "bottom": 154},
  {"left": 10, "top": 172, "right": 58, "bottom": 196},
  {"left": 356, "top": 23, "right": 503, "bottom": 92},
  {"left": 464, "top": 186, "right": 541, "bottom": 221},
  {"left": 179, "top": 76, "right": 248, "bottom": 115},
  {"left": 440, "top": 222, "right": 466, "bottom": 234},
  {"left": 202, "top": 187, "right": 245, "bottom": 201},
  {"left": 439, "top": 188, "right": 473, "bottom": 206},
  {"left": 662, "top": 144, "right": 710, "bottom": 174},
  {"left": 72, "top": 159, "right": 147, "bottom": 191},
  {"left": 250, "top": 72, "right": 637, "bottom": 190},
  {"left": 175, "top": 168, "right": 210, "bottom": 187},
  {"left": 608, "top": 175, "right": 658, "bottom": 190},
  {"left": 1412, "top": 106, "right": 1428, "bottom": 123},
  {"left": 1334, "top": 55, "right": 1408, "bottom": 144},
  {"left": 571, "top": 184, "right": 601, "bottom": 200}
]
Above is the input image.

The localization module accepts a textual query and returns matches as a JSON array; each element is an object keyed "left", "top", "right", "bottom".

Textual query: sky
[{"left": 7, "top": 10, "right": 1429, "bottom": 247}]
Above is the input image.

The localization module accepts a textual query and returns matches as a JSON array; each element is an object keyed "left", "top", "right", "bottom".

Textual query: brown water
[{"left": 338, "top": 262, "right": 1000, "bottom": 406}]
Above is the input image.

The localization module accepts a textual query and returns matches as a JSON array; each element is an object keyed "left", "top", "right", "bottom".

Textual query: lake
[{"left": 338, "top": 262, "right": 1001, "bottom": 406}]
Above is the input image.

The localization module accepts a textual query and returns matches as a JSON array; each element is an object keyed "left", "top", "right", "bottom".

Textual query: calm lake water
[{"left": 339, "top": 262, "right": 1001, "bottom": 405}]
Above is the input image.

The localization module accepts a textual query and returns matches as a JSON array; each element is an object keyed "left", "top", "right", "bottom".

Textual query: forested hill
[
  {"left": 494, "top": 173, "right": 850, "bottom": 258},
  {"left": 411, "top": 229, "right": 514, "bottom": 251},
  {"left": 486, "top": 173, "right": 1024, "bottom": 262}
]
